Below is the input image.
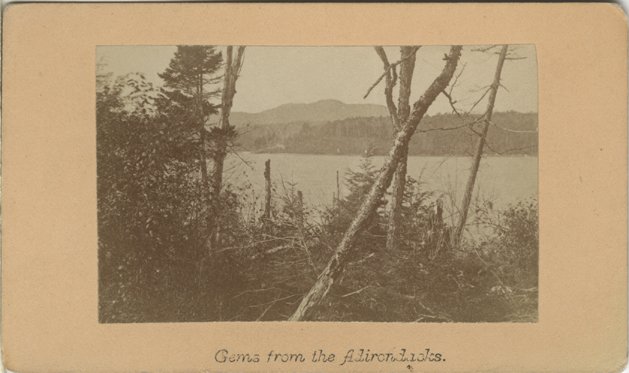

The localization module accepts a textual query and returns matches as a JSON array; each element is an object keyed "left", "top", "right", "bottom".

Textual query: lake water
[{"left": 226, "top": 152, "right": 537, "bottom": 219}]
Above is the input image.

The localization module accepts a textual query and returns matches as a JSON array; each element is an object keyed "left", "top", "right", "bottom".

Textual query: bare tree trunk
[
  {"left": 198, "top": 76, "right": 211, "bottom": 205},
  {"left": 452, "top": 45, "right": 508, "bottom": 247},
  {"left": 387, "top": 141, "right": 408, "bottom": 250},
  {"left": 296, "top": 190, "right": 304, "bottom": 233},
  {"left": 396, "top": 46, "right": 417, "bottom": 122},
  {"left": 289, "top": 46, "right": 461, "bottom": 321},
  {"left": 263, "top": 159, "right": 271, "bottom": 220},
  {"left": 336, "top": 170, "right": 341, "bottom": 203},
  {"left": 386, "top": 46, "right": 418, "bottom": 251},
  {"left": 207, "top": 46, "right": 246, "bottom": 251}
]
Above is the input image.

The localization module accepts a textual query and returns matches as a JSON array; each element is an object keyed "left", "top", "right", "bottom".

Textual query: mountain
[{"left": 231, "top": 99, "right": 389, "bottom": 126}]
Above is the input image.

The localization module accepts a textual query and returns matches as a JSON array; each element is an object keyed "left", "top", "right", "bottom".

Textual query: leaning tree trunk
[
  {"left": 386, "top": 46, "right": 417, "bottom": 251},
  {"left": 208, "top": 46, "right": 246, "bottom": 252},
  {"left": 387, "top": 141, "right": 408, "bottom": 250},
  {"left": 289, "top": 46, "right": 461, "bottom": 321},
  {"left": 452, "top": 44, "right": 508, "bottom": 247}
]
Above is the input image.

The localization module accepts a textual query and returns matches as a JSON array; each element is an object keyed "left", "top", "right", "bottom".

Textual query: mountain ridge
[
  {"left": 236, "top": 111, "right": 539, "bottom": 156},
  {"left": 231, "top": 99, "right": 389, "bottom": 126}
]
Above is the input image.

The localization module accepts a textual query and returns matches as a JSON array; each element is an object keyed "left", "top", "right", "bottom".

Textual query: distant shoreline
[{"left": 239, "top": 150, "right": 538, "bottom": 158}]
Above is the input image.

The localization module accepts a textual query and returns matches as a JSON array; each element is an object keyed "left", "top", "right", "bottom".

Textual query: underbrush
[{"left": 99, "top": 155, "right": 538, "bottom": 323}]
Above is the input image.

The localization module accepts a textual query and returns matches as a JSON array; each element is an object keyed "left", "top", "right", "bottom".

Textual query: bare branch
[
  {"left": 373, "top": 46, "right": 400, "bottom": 128},
  {"left": 467, "top": 86, "right": 492, "bottom": 114},
  {"left": 449, "top": 62, "right": 466, "bottom": 96},
  {"left": 471, "top": 45, "right": 500, "bottom": 53},
  {"left": 489, "top": 120, "right": 538, "bottom": 134},
  {"left": 499, "top": 144, "right": 538, "bottom": 154},
  {"left": 363, "top": 46, "right": 420, "bottom": 100},
  {"left": 227, "top": 146, "right": 255, "bottom": 170},
  {"left": 363, "top": 71, "right": 388, "bottom": 99},
  {"left": 251, "top": 294, "right": 300, "bottom": 321},
  {"left": 483, "top": 139, "right": 502, "bottom": 155},
  {"left": 441, "top": 90, "right": 464, "bottom": 117},
  {"left": 467, "top": 120, "right": 486, "bottom": 137},
  {"left": 341, "top": 285, "right": 372, "bottom": 298},
  {"left": 440, "top": 62, "right": 470, "bottom": 118},
  {"left": 418, "top": 121, "right": 471, "bottom": 133}
]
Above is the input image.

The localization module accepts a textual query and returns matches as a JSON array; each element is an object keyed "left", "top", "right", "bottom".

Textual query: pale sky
[{"left": 97, "top": 45, "right": 537, "bottom": 114}]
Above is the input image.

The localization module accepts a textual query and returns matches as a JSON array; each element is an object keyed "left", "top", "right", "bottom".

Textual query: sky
[{"left": 97, "top": 45, "right": 537, "bottom": 115}]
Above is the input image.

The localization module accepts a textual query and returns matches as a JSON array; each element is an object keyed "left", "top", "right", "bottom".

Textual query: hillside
[
  {"left": 234, "top": 108, "right": 538, "bottom": 156},
  {"left": 231, "top": 99, "right": 389, "bottom": 126}
]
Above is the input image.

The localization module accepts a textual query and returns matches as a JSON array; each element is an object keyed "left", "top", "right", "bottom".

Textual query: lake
[{"left": 226, "top": 152, "right": 537, "bottom": 220}]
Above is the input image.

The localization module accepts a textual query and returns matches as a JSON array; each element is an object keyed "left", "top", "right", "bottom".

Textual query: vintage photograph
[{"left": 97, "top": 45, "right": 538, "bottom": 323}]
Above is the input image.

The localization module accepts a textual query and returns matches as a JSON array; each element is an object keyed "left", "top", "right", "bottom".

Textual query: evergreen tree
[
  {"left": 157, "top": 46, "right": 223, "bottom": 203},
  {"left": 323, "top": 146, "right": 386, "bottom": 245},
  {"left": 159, "top": 46, "right": 223, "bottom": 96}
]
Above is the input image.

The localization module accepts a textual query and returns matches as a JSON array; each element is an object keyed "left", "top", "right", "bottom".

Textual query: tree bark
[
  {"left": 263, "top": 159, "right": 272, "bottom": 220},
  {"left": 386, "top": 46, "right": 417, "bottom": 251},
  {"left": 289, "top": 46, "right": 462, "bottom": 321},
  {"left": 198, "top": 74, "right": 211, "bottom": 205},
  {"left": 396, "top": 46, "right": 417, "bottom": 123},
  {"left": 452, "top": 44, "right": 508, "bottom": 247},
  {"left": 296, "top": 190, "right": 304, "bottom": 233},
  {"left": 336, "top": 170, "right": 341, "bottom": 203},
  {"left": 374, "top": 48, "right": 398, "bottom": 126},
  {"left": 208, "top": 46, "right": 246, "bottom": 251},
  {"left": 386, "top": 140, "right": 408, "bottom": 250}
]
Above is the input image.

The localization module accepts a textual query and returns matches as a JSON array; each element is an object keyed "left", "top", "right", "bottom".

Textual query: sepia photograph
[
  {"left": 97, "top": 44, "right": 538, "bottom": 323},
  {"left": 5, "top": 3, "right": 627, "bottom": 372}
]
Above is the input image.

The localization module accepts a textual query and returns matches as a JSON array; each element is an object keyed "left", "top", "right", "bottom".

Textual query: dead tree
[
  {"left": 289, "top": 46, "right": 462, "bottom": 321},
  {"left": 296, "top": 190, "right": 304, "bottom": 233},
  {"left": 424, "top": 199, "right": 449, "bottom": 260},
  {"left": 263, "top": 159, "right": 272, "bottom": 220},
  {"left": 366, "top": 46, "right": 420, "bottom": 251},
  {"left": 452, "top": 45, "right": 509, "bottom": 247},
  {"left": 336, "top": 170, "right": 341, "bottom": 204},
  {"left": 207, "top": 46, "right": 246, "bottom": 252},
  {"left": 386, "top": 46, "right": 418, "bottom": 251}
]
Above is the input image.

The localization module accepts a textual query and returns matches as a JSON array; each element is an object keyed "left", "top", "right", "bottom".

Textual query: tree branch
[
  {"left": 372, "top": 46, "right": 400, "bottom": 128},
  {"left": 363, "top": 46, "right": 420, "bottom": 100},
  {"left": 289, "top": 45, "right": 462, "bottom": 321}
]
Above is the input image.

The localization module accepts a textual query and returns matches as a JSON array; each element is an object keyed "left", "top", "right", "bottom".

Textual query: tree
[
  {"left": 97, "top": 72, "right": 214, "bottom": 321},
  {"left": 207, "top": 46, "right": 246, "bottom": 251},
  {"left": 452, "top": 45, "right": 509, "bottom": 247},
  {"left": 322, "top": 147, "right": 386, "bottom": 245},
  {"left": 289, "top": 45, "right": 462, "bottom": 321},
  {"left": 158, "top": 46, "right": 223, "bottom": 208},
  {"left": 364, "top": 46, "right": 420, "bottom": 251}
]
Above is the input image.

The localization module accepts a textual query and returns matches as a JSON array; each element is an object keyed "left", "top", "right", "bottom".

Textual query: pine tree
[{"left": 158, "top": 46, "right": 223, "bottom": 204}]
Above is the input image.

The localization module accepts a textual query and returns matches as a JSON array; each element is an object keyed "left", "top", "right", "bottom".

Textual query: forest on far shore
[{"left": 238, "top": 111, "right": 538, "bottom": 156}]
